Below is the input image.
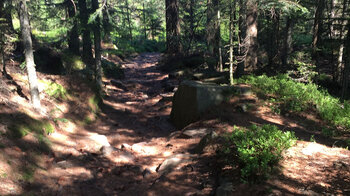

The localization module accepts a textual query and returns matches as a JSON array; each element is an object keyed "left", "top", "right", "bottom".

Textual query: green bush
[
  {"left": 223, "top": 125, "right": 297, "bottom": 183},
  {"left": 40, "top": 80, "right": 68, "bottom": 100},
  {"left": 239, "top": 74, "right": 350, "bottom": 129}
]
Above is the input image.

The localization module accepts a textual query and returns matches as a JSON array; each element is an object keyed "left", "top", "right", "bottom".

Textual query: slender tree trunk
[
  {"left": 67, "top": 0, "right": 80, "bottom": 55},
  {"left": 336, "top": 0, "right": 348, "bottom": 83},
  {"left": 245, "top": 0, "right": 258, "bottom": 71},
  {"left": 19, "top": 0, "right": 41, "bottom": 110},
  {"left": 78, "top": 0, "right": 94, "bottom": 69},
  {"left": 341, "top": 23, "right": 350, "bottom": 100},
  {"left": 92, "top": 0, "right": 102, "bottom": 95},
  {"left": 268, "top": 13, "right": 279, "bottom": 66},
  {"left": 206, "top": 0, "right": 219, "bottom": 70},
  {"left": 229, "top": 1, "right": 234, "bottom": 85},
  {"left": 312, "top": 0, "right": 325, "bottom": 58},
  {"left": 166, "top": 0, "right": 181, "bottom": 54},
  {"left": 102, "top": 1, "right": 111, "bottom": 42},
  {"left": 281, "top": 16, "right": 293, "bottom": 66},
  {"left": 125, "top": 0, "right": 133, "bottom": 42},
  {"left": 143, "top": 3, "right": 147, "bottom": 40},
  {"left": 235, "top": 0, "right": 245, "bottom": 77},
  {"left": 218, "top": 9, "right": 223, "bottom": 72}
]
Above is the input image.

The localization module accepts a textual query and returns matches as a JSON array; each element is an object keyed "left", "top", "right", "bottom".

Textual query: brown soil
[{"left": 0, "top": 53, "right": 349, "bottom": 195}]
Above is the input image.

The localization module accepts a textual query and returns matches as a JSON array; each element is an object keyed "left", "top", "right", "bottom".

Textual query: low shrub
[
  {"left": 222, "top": 125, "right": 297, "bottom": 183},
  {"left": 239, "top": 74, "right": 350, "bottom": 129}
]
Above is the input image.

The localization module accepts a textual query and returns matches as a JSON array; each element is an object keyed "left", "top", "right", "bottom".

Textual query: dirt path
[{"left": 27, "top": 53, "right": 215, "bottom": 196}]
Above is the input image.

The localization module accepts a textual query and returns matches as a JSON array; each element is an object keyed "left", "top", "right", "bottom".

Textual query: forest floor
[{"left": 0, "top": 53, "right": 350, "bottom": 195}]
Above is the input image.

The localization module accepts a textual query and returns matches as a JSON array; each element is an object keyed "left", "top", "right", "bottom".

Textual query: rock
[
  {"left": 108, "top": 151, "right": 135, "bottom": 164},
  {"left": 88, "top": 133, "right": 111, "bottom": 148},
  {"left": 182, "top": 128, "right": 212, "bottom": 138},
  {"left": 121, "top": 143, "right": 132, "bottom": 150},
  {"left": 193, "top": 131, "right": 219, "bottom": 154},
  {"left": 156, "top": 154, "right": 194, "bottom": 174},
  {"left": 100, "top": 146, "right": 119, "bottom": 156},
  {"left": 56, "top": 160, "right": 74, "bottom": 169},
  {"left": 131, "top": 142, "right": 157, "bottom": 155},
  {"left": 216, "top": 182, "right": 233, "bottom": 196},
  {"left": 110, "top": 79, "right": 128, "bottom": 91},
  {"left": 142, "top": 168, "right": 152, "bottom": 178},
  {"left": 170, "top": 81, "right": 235, "bottom": 129}
]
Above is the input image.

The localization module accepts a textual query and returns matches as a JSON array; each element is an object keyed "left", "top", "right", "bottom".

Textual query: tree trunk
[
  {"left": 206, "top": 0, "right": 220, "bottom": 70},
  {"left": 229, "top": 1, "right": 234, "bottom": 85},
  {"left": 125, "top": 0, "right": 133, "bottom": 42},
  {"left": 312, "top": 0, "right": 325, "bottom": 57},
  {"left": 341, "top": 23, "right": 350, "bottom": 100},
  {"left": 67, "top": 0, "right": 80, "bottom": 55},
  {"left": 245, "top": 0, "right": 258, "bottom": 71},
  {"left": 218, "top": 9, "right": 223, "bottom": 72},
  {"left": 235, "top": 0, "right": 245, "bottom": 77},
  {"left": 268, "top": 13, "right": 279, "bottom": 66},
  {"left": 19, "top": 0, "right": 41, "bottom": 110},
  {"left": 78, "top": 0, "right": 94, "bottom": 69},
  {"left": 92, "top": 0, "right": 102, "bottom": 95},
  {"left": 281, "top": 16, "right": 293, "bottom": 66},
  {"left": 336, "top": 0, "right": 348, "bottom": 83},
  {"left": 143, "top": 3, "right": 147, "bottom": 40},
  {"left": 166, "top": 0, "right": 181, "bottom": 54}
]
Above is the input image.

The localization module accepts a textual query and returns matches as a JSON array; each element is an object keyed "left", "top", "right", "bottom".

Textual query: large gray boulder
[{"left": 170, "top": 81, "right": 233, "bottom": 129}]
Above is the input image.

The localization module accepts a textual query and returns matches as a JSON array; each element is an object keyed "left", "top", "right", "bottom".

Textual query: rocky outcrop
[{"left": 170, "top": 81, "right": 240, "bottom": 129}]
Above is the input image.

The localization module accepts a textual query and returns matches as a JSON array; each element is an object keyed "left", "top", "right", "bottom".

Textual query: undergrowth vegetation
[
  {"left": 222, "top": 125, "right": 297, "bottom": 184},
  {"left": 239, "top": 74, "right": 350, "bottom": 130}
]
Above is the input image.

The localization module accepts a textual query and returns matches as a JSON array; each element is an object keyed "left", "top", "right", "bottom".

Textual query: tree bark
[
  {"left": 67, "top": 0, "right": 80, "bottom": 55},
  {"left": 125, "top": 0, "right": 133, "bottom": 42},
  {"left": 312, "top": 0, "right": 325, "bottom": 57},
  {"left": 92, "top": 0, "right": 102, "bottom": 95},
  {"left": 245, "top": 0, "right": 258, "bottom": 71},
  {"left": 78, "top": 0, "right": 94, "bottom": 69},
  {"left": 281, "top": 16, "right": 293, "bottom": 66},
  {"left": 166, "top": 0, "right": 181, "bottom": 54},
  {"left": 229, "top": 1, "right": 234, "bottom": 85},
  {"left": 206, "top": 0, "right": 220, "bottom": 70},
  {"left": 143, "top": 3, "right": 147, "bottom": 40},
  {"left": 336, "top": 0, "right": 348, "bottom": 83},
  {"left": 268, "top": 12, "right": 279, "bottom": 67},
  {"left": 235, "top": 0, "right": 246, "bottom": 78},
  {"left": 19, "top": 0, "right": 41, "bottom": 110},
  {"left": 341, "top": 22, "right": 350, "bottom": 100}
]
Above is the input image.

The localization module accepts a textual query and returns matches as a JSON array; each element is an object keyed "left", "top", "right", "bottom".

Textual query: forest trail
[{"left": 34, "top": 53, "right": 215, "bottom": 195}]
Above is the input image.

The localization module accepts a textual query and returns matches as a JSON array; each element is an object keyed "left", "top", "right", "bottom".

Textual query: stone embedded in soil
[
  {"left": 193, "top": 131, "right": 219, "bottom": 154},
  {"left": 131, "top": 142, "right": 157, "bottom": 155},
  {"left": 142, "top": 168, "right": 152, "bottom": 178},
  {"left": 100, "top": 145, "right": 119, "bottom": 156},
  {"left": 88, "top": 133, "right": 111, "bottom": 147},
  {"left": 181, "top": 128, "right": 212, "bottom": 138},
  {"left": 156, "top": 154, "right": 194, "bottom": 174},
  {"left": 107, "top": 150, "right": 135, "bottom": 164}
]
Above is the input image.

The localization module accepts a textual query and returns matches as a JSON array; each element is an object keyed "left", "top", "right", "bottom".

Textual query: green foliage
[
  {"left": 239, "top": 75, "right": 350, "bottom": 130},
  {"left": 8, "top": 119, "right": 54, "bottom": 139},
  {"left": 289, "top": 51, "right": 317, "bottom": 83},
  {"left": 40, "top": 80, "right": 68, "bottom": 100},
  {"left": 61, "top": 52, "right": 85, "bottom": 73},
  {"left": 321, "top": 127, "right": 336, "bottom": 137},
  {"left": 101, "top": 59, "right": 124, "bottom": 79},
  {"left": 222, "top": 125, "right": 297, "bottom": 183},
  {"left": 32, "top": 27, "right": 68, "bottom": 43}
]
